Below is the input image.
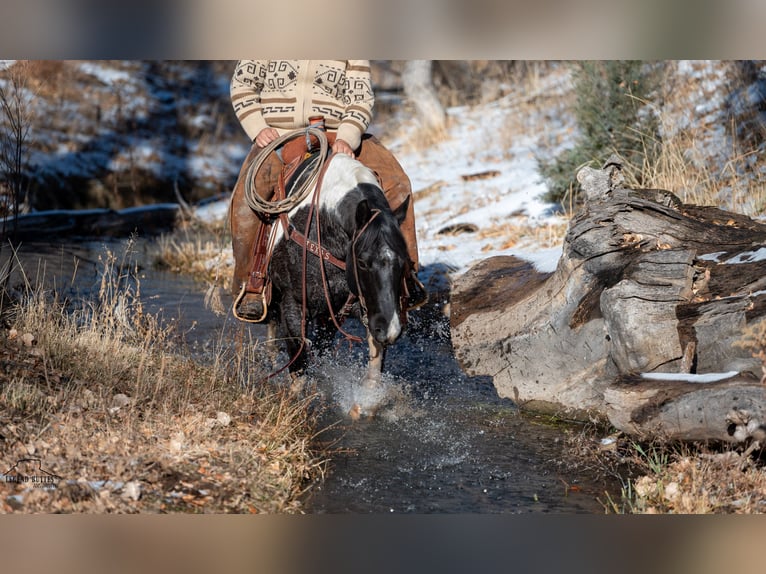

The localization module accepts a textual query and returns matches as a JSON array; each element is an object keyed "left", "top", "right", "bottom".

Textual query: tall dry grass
[
  {"left": 632, "top": 106, "right": 766, "bottom": 218},
  {"left": 0, "top": 240, "right": 326, "bottom": 513},
  {"left": 154, "top": 225, "right": 232, "bottom": 302}
]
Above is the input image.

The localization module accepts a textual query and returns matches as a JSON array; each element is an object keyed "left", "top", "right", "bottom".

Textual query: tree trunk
[
  {"left": 450, "top": 156, "right": 766, "bottom": 443},
  {"left": 402, "top": 60, "right": 446, "bottom": 134}
]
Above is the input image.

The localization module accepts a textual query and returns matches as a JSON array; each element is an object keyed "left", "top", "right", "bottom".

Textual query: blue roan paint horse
[{"left": 267, "top": 153, "right": 410, "bottom": 414}]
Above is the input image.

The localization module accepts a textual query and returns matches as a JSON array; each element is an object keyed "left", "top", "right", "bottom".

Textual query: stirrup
[{"left": 232, "top": 283, "right": 269, "bottom": 323}]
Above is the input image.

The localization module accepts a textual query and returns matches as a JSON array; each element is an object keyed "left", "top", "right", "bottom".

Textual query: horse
[{"left": 266, "top": 152, "right": 411, "bottom": 415}]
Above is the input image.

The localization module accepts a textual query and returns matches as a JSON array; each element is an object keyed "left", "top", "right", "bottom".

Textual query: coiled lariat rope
[{"left": 243, "top": 127, "right": 330, "bottom": 215}]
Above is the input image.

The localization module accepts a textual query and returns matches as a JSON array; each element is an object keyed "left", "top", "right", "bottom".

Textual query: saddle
[{"left": 241, "top": 133, "right": 337, "bottom": 321}]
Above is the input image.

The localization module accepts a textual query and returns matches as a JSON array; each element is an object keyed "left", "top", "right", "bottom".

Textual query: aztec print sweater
[{"left": 230, "top": 60, "right": 374, "bottom": 151}]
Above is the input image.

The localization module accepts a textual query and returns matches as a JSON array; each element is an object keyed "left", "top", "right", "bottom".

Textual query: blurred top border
[{"left": 1, "top": 0, "right": 765, "bottom": 59}]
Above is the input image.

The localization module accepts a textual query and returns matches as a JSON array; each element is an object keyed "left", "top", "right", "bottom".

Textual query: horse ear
[
  {"left": 392, "top": 196, "right": 410, "bottom": 226},
  {"left": 356, "top": 199, "right": 372, "bottom": 229}
]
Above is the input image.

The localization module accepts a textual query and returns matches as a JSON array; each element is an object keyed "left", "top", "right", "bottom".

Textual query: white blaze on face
[
  {"left": 378, "top": 246, "right": 402, "bottom": 343},
  {"left": 385, "top": 312, "right": 402, "bottom": 343}
]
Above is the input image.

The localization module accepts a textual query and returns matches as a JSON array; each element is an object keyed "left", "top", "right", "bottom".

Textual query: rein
[
  {"left": 349, "top": 209, "right": 382, "bottom": 329},
  {"left": 309, "top": 155, "right": 365, "bottom": 344},
  {"left": 250, "top": 129, "right": 333, "bottom": 380}
]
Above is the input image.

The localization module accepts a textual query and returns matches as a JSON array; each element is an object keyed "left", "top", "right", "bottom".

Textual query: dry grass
[
  {"left": 628, "top": 449, "right": 766, "bottom": 513},
  {"left": 600, "top": 441, "right": 766, "bottom": 514},
  {"left": 154, "top": 223, "right": 231, "bottom": 286},
  {"left": 476, "top": 217, "right": 570, "bottom": 252},
  {"left": 0, "top": 241, "right": 326, "bottom": 513},
  {"left": 632, "top": 103, "right": 766, "bottom": 218},
  {"left": 561, "top": 425, "right": 766, "bottom": 514}
]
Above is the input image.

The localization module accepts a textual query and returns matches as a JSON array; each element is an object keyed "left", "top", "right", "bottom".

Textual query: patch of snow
[
  {"left": 512, "top": 246, "right": 562, "bottom": 274},
  {"left": 194, "top": 197, "right": 230, "bottom": 222},
  {"left": 640, "top": 371, "right": 739, "bottom": 383},
  {"left": 78, "top": 62, "right": 131, "bottom": 85},
  {"left": 700, "top": 247, "right": 766, "bottom": 265},
  {"left": 698, "top": 251, "right": 726, "bottom": 262},
  {"left": 724, "top": 247, "right": 766, "bottom": 264},
  {"left": 396, "top": 88, "right": 571, "bottom": 276}
]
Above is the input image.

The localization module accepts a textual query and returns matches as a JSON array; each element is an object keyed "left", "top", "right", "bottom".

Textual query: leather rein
[{"left": 280, "top": 152, "right": 375, "bottom": 345}]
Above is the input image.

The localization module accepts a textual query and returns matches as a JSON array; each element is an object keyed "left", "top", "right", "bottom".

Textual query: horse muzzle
[{"left": 369, "top": 312, "right": 402, "bottom": 345}]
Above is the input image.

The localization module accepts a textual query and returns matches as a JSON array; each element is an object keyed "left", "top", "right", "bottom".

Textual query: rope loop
[{"left": 243, "top": 127, "right": 329, "bottom": 215}]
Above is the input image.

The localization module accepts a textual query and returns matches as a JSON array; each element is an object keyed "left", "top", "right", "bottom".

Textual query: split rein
[{"left": 243, "top": 129, "right": 376, "bottom": 377}]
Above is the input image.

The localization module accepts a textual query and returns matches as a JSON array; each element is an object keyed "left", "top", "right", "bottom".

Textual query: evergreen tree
[{"left": 539, "top": 61, "right": 661, "bottom": 207}]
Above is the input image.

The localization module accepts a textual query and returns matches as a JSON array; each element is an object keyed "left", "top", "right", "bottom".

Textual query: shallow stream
[{"left": 4, "top": 238, "right": 620, "bottom": 513}]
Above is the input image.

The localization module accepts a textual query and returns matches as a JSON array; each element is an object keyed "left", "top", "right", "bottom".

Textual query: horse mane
[{"left": 351, "top": 183, "right": 408, "bottom": 259}]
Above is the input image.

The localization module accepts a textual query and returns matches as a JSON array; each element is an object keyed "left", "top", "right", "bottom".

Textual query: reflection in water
[{"left": 4, "top": 239, "right": 618, "bottom": 513}]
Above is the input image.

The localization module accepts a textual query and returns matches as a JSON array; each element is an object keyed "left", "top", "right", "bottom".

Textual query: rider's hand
[
  {"left": 254, "top": 127, "right": 279, "bottom": 148},
  {"left": 332, "top": 138, "right": 354, "bottom": 157}
]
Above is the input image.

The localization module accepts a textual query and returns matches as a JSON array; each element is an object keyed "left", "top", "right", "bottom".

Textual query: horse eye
[{"left": 357, "top": 260, "right": 370, "bottom": 271}]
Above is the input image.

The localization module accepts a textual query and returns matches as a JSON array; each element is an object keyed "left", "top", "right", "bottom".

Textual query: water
[
  {"left": 3, "top": 238, "right": 619, "bottom": 513},
  {"left": 303, "top": 312, "right": 615, "bottom": 513}
]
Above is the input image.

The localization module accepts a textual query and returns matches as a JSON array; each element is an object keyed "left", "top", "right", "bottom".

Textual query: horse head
[{"left": 346, "top": 189, "right": 410, "bottom": 345}]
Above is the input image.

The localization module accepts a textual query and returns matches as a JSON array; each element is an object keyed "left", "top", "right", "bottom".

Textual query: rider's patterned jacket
[{"left": 230, "top": 60, "right": 374, "bottom": 151}]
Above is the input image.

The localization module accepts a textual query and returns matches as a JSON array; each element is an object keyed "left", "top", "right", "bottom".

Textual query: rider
[{"left": 229, "top": 60, "right": 425, "bottom": 321}]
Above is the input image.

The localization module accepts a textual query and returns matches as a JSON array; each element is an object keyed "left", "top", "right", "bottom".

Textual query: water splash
[{"left": 305, "top": 354, "right": 419, "bottom": 422}]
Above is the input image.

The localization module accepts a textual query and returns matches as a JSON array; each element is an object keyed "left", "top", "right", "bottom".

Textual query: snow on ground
[
  {"left": 699, "top": 247, "right": 766, "bottom": 265},
  {"left": 640, "top": 371, "right": 739, "bottom": 383},
  {"left": 77, "top": 61, "right": 133, "bottom": 85},
  {"left": 390, "top": 79, "right": 573, "bottom": 276}
]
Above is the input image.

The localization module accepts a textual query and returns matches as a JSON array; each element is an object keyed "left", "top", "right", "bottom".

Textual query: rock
[
  {"left": 169, "top": 431, "right": 185, "bottom": 453},
  {"left": 121, "top": 481, "right": 142, "bottom": 501},
  {"left": 108, "top": 393, "right": 132, "bottom": 414}
]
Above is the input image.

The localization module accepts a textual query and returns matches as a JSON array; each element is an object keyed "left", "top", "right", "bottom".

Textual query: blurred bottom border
[{"left": 0, "top": 514, "right": 760, "bottom": 574}]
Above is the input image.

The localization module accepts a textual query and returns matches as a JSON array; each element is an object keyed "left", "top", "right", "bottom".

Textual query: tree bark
[
  {"left": 402, "top": 60, "right": 446, "bottom": 134},
  {"left": 450, "top": 157, "right": 766, "bottom": 443}
]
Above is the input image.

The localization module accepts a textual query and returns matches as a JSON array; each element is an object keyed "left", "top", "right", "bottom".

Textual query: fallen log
[
  {"left": 451, "top": 156, "right": 766, "bottom": 443},
  {"left": 2, "top": 204, "right": 181, "bottom": 241}
]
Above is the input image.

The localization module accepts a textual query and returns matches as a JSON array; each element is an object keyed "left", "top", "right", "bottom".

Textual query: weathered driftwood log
[
  {"left": 450, "top": 157, "right": 766, "bottom": 443},
  {"left": 3, "top": 204, "right": 181, "bottom": 240}
]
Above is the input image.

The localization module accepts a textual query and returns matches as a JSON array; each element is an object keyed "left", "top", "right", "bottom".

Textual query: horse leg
[
  {"left": 349, "top": 330, "right": 387, "bottom": 421},
  {"left": 363, "top": 329, "right": 385, "bottom": 387},
  {"left": 280, "top": 300, "right": 309, "bottom": 395}
]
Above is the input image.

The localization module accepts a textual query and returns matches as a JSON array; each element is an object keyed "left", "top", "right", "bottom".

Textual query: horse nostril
[
  {"left": 370, "top": 316, "right": 401, "bottom": 344},
  {"left": 373, "top": 326, "right": 388, "bottom": 342}
]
